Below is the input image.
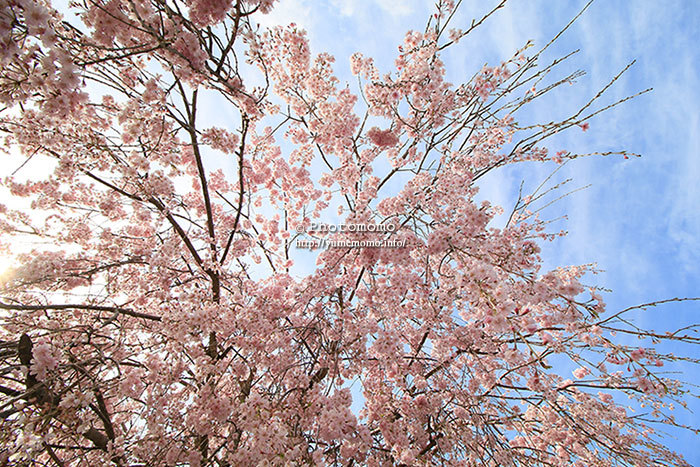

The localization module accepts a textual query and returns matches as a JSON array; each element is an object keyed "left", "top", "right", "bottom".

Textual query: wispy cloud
[
  {"left": 330, "top": 0, "right": 415, "bottom": 18},
  {"left": 255, "top": 0, "right": 315, "bottom": 29}
]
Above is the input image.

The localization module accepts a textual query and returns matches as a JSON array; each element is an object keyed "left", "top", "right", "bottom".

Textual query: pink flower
[
  {"left": 367, "top": 127, "right": 399, "bottom": 148},
  {"left": 630, "top": 348, "right": 646, "bottom": 361},
  {"left": 30, "top": 342, "right": 59, "bottom": 381}
]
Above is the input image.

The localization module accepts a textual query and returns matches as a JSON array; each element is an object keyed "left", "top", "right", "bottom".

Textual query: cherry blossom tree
[{"left": 0, "top": 0, "right": 697, "bottom": 465}]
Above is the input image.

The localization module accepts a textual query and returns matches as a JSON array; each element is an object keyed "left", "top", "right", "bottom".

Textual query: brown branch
[{"left": 0, "top": 302, "right": 161, "bottom": 321}]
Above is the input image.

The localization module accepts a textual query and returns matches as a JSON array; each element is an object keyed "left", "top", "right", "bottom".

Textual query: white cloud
[
  {"left": 255, "top": 0, "right": 315, "bottom": 30},
  {"left": 330, "top": 0, "right": 414, "bottom": 18}
]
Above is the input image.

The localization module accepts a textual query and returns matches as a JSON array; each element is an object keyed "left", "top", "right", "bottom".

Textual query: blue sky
[{"left": 255, "top": 0, "right": 700, "bottom": 461}]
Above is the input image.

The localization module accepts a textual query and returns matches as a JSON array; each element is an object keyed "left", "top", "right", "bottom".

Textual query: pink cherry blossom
[
  {"left": 0, "top": 0, "right": 695, "bottom": 466},
  {"left": 367, "top": 126, "right": 399, "bottom": 148}
]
